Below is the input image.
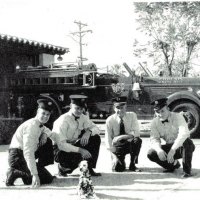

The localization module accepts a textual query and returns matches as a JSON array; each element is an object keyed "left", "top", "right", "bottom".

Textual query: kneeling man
[
  {"left": 6, "top": 99, "right": 56, "bottom": 187},
  {"left": 105, "top": 96, "right": 142, "bottom": 172},
  {"left": 147, "top": 98, "right": 195, "bottom": 177},
  {"left": 53, "top": 95, "right": 101, "bottom": 176}
]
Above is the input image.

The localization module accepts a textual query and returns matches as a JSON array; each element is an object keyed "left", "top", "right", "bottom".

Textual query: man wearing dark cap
[
  {"left": 147, "top": 98, "right": 195, "bottom": 177},
  {"left": 6, "top": 99, "right": 56, "bottom": 187},
  {"left": 52, "top": 94, "right": 101, "bottom": 176},
  {"left": 105, "top": 96, "right": 142, "bottom": 172}
]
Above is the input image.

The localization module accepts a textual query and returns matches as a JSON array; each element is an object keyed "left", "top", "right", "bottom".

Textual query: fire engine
[
  {"left": 1, "top": 34, "right": 200, "bottom": 140},
  {"left": 2, "top": 61, "right": 200, "bottom": 138}
]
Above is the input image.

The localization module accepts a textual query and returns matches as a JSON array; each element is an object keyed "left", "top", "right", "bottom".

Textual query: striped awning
[{"left": 0, "top": 33, "right": 69, "bottom": 55}]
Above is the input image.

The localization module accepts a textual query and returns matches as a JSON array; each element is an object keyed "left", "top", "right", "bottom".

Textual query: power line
[{"left": 70, "top": 21, "right": 92, "bottom": 67}]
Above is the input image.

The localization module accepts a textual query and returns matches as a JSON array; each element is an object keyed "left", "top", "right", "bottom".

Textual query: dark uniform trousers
[
  {"left": 7, "top": 138, "right": 54, "bottom": 185},
  {"left": 112, "top": 137, "right": 142, "bottom": 172},
  {"left": 147, "top": 138, "right": 195, "bottom": 174},
  {"left": 54, "top": 134, "right": 101, "bottom": 171}
]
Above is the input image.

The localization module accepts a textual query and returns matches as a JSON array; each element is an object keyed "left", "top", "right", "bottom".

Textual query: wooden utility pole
[{"left": 70, "top": 21, "right": 92, "bottom": 67}]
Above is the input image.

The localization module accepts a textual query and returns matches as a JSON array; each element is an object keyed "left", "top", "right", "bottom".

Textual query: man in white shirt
[
  {"left": 147, "top": 98, "right": 195, "bottom": 177},
  {"left": 53, "top": 95, "right": 101, "bottom": 176},
  {"left": 6, "top": 99, "right": 56, "bottom": 187},
  {"left": 105, "top": 96, "right": 142, "bottom": 172}
]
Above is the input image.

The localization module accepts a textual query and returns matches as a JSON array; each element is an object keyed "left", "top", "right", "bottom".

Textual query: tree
[
  {"left": 108, "top": 64, "right": 127, "bottom": 76},
  {"left": 133, "top": 2, "right": 200, "bottom": 77}
]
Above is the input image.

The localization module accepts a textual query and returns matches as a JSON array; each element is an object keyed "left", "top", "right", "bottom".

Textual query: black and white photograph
[{"left": 0, "top": 0, "right": 200, "bottom": 199}]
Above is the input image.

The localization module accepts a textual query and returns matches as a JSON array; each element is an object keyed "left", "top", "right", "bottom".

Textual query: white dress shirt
[
  {"left": 150, "top": 112, "right": 190, "bottom": 152},
  {"left": 9, "top": 118, "right": 54, "bottom": 175},
  {"left": 105, "top": 112, "right": 140, "bottom": 151},
  {"left": 52, "top": 110, "right": 100, "bottom": 153}
]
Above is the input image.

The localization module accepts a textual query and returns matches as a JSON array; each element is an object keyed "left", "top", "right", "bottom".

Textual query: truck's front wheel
[{"left": 171, "top": 103, "right": 200, "bottom": 138}]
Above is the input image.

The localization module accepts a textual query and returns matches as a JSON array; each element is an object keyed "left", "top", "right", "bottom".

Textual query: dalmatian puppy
[{"left": 77, "top": 160, "right": 96, "bottom": 199}]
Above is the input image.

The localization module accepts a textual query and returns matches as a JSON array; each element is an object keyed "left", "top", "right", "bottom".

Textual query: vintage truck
[{"left": 1, "top": 62, "right": 200, "bottom": 138}]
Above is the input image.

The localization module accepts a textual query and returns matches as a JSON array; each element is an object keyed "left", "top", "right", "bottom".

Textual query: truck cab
[{"left": 127, "top": 64, "right": 200, "bottom": 138}]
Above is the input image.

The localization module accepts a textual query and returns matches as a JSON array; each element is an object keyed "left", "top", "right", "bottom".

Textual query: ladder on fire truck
[{"left": 6, "top": 63, "right": 96, "bottom": 88}]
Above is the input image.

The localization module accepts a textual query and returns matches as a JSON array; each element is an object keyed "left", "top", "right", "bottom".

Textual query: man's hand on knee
[
  {"left": 38, "top": 133, "right": 47, "bottom": 147},
  {"left": 80, "top": 130, "right": 91, "bottom": 146},
  {"left": 157, "top": 150, "right": 167, "bottom": 161},
  {"left": 167, "top": 149, "right": 175, "bottom": 163},
  {"left": 78, "top": 148, "right": 92, "bottom": 159}
]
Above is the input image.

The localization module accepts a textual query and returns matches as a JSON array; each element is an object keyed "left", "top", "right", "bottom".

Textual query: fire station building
[{"left": 0, "top": 33, "right": 69, "bottom": 144}]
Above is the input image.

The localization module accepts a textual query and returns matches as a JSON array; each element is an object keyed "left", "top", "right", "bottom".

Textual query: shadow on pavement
[
  {"left": 1, "top": 167, "right": 200, "bottom": 190},
  {"left": 95, "top": 192, "right": 142, "bottom": 200}
]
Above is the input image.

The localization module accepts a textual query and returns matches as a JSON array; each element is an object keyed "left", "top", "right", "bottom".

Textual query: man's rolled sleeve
[
  {"left": 130, "top": 113, "right": 140, "bottom": 137},
  {"left": 150, "top": 120, "right": 162, "bottom": 152},
  {"left": 53, "top": 120, "right": 79, "bottom": 153},
  {"left": 171, "top": 114, "right": 190, "bottom": 150},
  {"left": 83, "top": 116, "right": 100, "bottom": 135},
  {"left": 57, "top": 140, "right": 79, "bottom": 153},
  {"left": 90, "top": 126, "right": 100, "bottom": 135},
  {"left": 23, "top": 124, "right": 38, "bottom": 175},
  {"left": 105, "top": 118, "right": 114, "bottom": 151},
  {"left": 52, "top": 120, "right": 68, "bottom": 142},
  {"left": 43, "top": 126, "right": 57, "bottom": 142}
]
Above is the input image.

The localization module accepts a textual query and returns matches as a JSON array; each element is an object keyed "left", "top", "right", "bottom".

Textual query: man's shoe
[
  {"left": 112, "top": 159, "right": 126, "bottom": 172},
  {"left": 22, "top": 174, "right": 32, "bottom": 185},
  {"left": 89, "top": 168, "right": 101, "bottom": 176},
  {"left": 182, "top": 172, "right": 192, "bottom": 178},
  {"left": 6, "top": 169, "right": 17, "bottom": 186},
  {"left": 129, "top": 165, "right": 142, "bottom": 172},
  {"left": 58, "top": 170, "right": 68, "bottom": 177},
  {"left": 163, "top": 168, "right": 175, "bottom": 173},
  {"left": 129, "top": 166, "right": 142, "bottom": 172},
  {"left": 129, "top": 162, "right": 142, "bottom": 172},
  {"left": 163, "top": 161, "right": 181, "bottom": 173},
  {"left": 58, "top": 164, "right": 72, "bottom": 177}
]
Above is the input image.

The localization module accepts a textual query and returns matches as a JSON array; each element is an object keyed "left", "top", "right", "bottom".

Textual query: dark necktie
[
  {"left": 73, "top": 114, "right": 80, "bottom": 121},
  {"left": 119, "top": 118, "right": 125, "bottom": 135},
  {"left": 161, "top": 119, "right": 169, "bottom": 124},
  {"left": 39, "top": 124, "right": 43, "bottom": 128}
]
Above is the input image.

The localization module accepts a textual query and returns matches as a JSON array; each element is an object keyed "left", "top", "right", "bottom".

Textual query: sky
[{"left": 0, "top": 0, "right": 139, "bottom": 72}]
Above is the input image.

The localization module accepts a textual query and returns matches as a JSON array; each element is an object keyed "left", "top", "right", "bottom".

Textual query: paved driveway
[{"left": 0, "top": 136, "right": 200, "bottom": 200}]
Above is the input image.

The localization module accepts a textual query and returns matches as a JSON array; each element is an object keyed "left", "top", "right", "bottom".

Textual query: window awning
[{"left": 0, "top": 33, "right": 69, "bottom": 55}]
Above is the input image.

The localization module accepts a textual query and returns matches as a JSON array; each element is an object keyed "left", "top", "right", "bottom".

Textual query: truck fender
[{"left": 167, "top": 90, "right": 200, "bottom": 108}]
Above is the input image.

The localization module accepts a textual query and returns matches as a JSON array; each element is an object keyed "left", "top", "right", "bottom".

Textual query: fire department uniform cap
[
  {"left": 70, "top": 94, "right": 87, "bottom": 107},
  {"left": 37, "top": 99, "right": 53, "bottom": 112},
  {"left": 112, "top": 96, "right": 127, "bottom": 106},
  {"left": 151, "top": 97, "right": 168, "bottom": 111}
]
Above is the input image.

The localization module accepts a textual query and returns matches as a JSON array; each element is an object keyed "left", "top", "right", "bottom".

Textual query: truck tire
[{"left": 171, "top": 103, "right": 200, "bottom": 138}]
